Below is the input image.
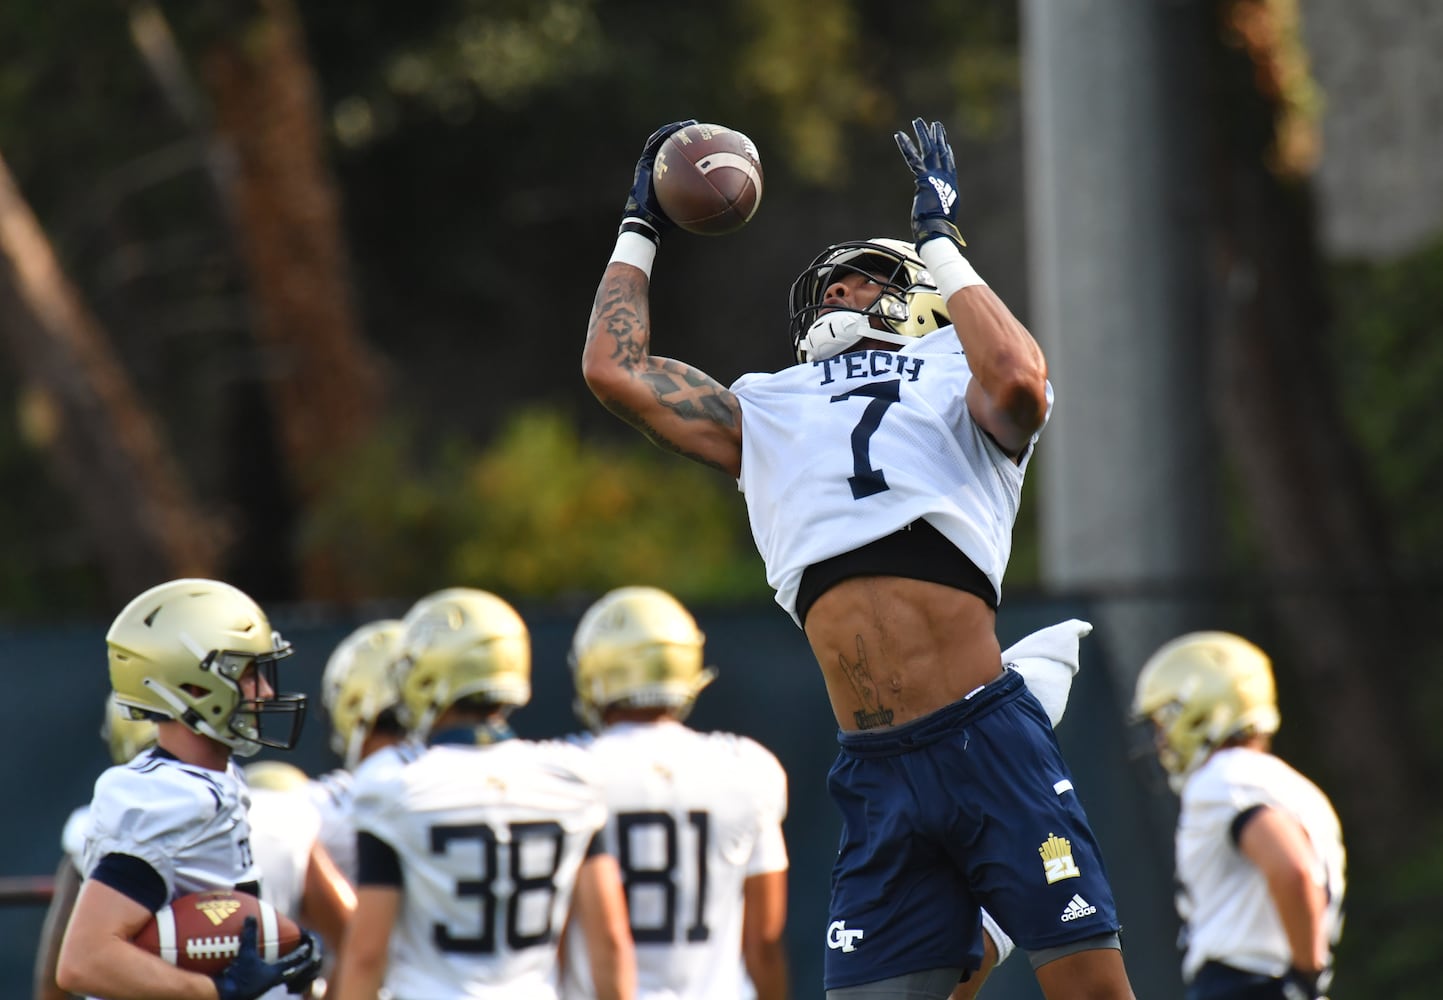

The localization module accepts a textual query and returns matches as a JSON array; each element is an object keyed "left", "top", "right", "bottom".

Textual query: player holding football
[
  {"left": 331, "top": 588, "right": 635, "bottom": 1000},
  {"left": 583, "top": 118, "right": 1136, "bottom": 999},
  {"left": 559, "top": 586, "right": 790, "bottom": 1000},
  {"left": 34, "top": 699, "right": 157, "bottom": 1000},
  {"left": 55, "top": 578, "right": 325, "bottom": 1000},
  {"left": 1133, "top": 632, "right": 1346, "bottom": 1000}
]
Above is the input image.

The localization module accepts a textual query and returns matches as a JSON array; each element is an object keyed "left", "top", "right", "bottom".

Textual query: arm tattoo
[
  {"left": 588, "top": 269, "right": 739, "bottom": 473},
  {"left": 837, "top": 635, "right": 895, "bottom": 729}
]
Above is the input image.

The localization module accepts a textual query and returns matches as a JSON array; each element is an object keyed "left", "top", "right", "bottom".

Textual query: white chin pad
[{"left": 799, "top": 312, "right": 875, "bottom": 362}]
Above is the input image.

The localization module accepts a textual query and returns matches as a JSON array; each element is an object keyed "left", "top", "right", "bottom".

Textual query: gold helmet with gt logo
[
  {"left": 1131, "top": 631, "right": 1281, "bottom": 792},
  {"left": 570, "top": 586, "right": 716, "bottom": 731},
  {"left": 321, "top": 619, "right": 405, "bottom": 769},
  {"left": 394, "top": 588, "right": 530, "bottom": 739},
  {"left": 107, "top": 579, "right": 306, "bottom": 757},
  {"left": 101, "top": 696, "right": 157, "bottom": 765}
]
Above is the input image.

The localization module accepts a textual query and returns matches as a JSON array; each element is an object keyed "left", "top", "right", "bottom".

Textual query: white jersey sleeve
[
  {"left": 353, "top": 738, "right": 607, "bottom": 1000},
  {"left": 561, "top": 723, "right": 790, "bottom": 1000},
  {"left": 82, "top": 750, "right": 260, "bottom": 902},
  {"left": 730, "top": 329, "right": 1053, "bottom": 624},
  {"left": 1175, "top": 748, "right": 1346, "bottom": 981}
]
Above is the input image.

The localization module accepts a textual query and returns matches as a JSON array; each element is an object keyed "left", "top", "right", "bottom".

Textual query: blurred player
[
  {"left": 1133, "top": 632, "right": 1346, "bottom": 1000},
  {"left": 244, "top": 760, "right": 357, "bottom": 999},
  {"left": 584, "top": 116, "right": 1134, "bottom": 999},
  {"left": 55, "top": 578, "right": 324, "bottom": 1000},
  {"left": 309, "top": 618, "right": 412, "bottom": 884},
  {"left": 560, "top": 586, "right": 789, "bottom": 1000},
  {"left": 332, "top": 587, "right": 635, "bottom": 1000},
  {"left": 34, "top": 699, "right": 157, "bottom": 1000}
]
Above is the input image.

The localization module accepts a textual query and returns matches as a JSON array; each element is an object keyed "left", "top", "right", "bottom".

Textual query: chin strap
[{"left": 799, "top": 312, "right": 916, "bottom": 362}]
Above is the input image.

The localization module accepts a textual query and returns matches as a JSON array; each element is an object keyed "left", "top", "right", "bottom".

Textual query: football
[
  {"left": 133, "top": 889, "right": 301, "bottom": 975},
  {"left": 653, "top": 123, "right": 763, "bottom": 236}
]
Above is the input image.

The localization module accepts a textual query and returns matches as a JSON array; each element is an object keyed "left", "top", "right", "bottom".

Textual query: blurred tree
[
  {"left": 165, "top": 0, "right": 387, "bottom": 600},
  {"left": 0, "top": 151, "right": 219, "bottom": 597}
]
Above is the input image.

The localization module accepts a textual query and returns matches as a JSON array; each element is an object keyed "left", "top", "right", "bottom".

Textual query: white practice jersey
[
  {"left": 730, "top": 328, "right": 1053, "bottom": 624},
  {"left": 80, "top": 748, "right": 260, "bottom": 899},
  {"left": 309, "top": 767, "right": 357, "bottom": 883},
  {"left": 561, "top": 723, "right": 788, "bottom": 1000},
  {"left": 352, "top": 737, "right": 608, "bottom": 1000},
  {"left": 248, "top": 784, "right": 323, "bottom": 1000},
  {"left": 248, "top": 784, "right": 322, "bottom": 921},
  {"left": 1176, "top": 748, "right": 1346, "bottom": 981},
  {"left": 308, "top": 742, "right": 420, "bottom": 884}
]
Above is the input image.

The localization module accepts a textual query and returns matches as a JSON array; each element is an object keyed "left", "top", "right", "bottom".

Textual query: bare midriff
[{"left": 803, "top": 575, "right": 1004, "bottom": 732}]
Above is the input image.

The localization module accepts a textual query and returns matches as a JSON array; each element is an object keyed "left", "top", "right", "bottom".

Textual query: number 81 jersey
[
  {"left": 730, "top": 328, "right": 1053, "bottom": 626},
  {"left": 352, "top": 738, "right": 608, "bottom": 999},
  {"left": 561, "top": 723, "right": 788, "bottom": 1000}
]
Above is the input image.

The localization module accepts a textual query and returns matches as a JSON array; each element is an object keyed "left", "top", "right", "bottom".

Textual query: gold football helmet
[
  {"left": 107, "top": 578, "right": 306, "bottom": 757},
  {"left": 243, "top": 759, "right": 311, "bottom": 792},
  {"left": 101, "top": 696, "right": 157, "bottom": 765},
  {"left": 321, "top": 619, "right": 405, "bottom": 769},
  {"left": 394, "top": 588, "right": 530, "bottom": 738},
  {"left": 570, "top": 586, "right": 716, "bottom": 731},
  {"left": 789, "top": 237, "right": 951, "bottom": 362},
  {"left": 1132, "top": 631, "right": 1281, "bottom": 791}
]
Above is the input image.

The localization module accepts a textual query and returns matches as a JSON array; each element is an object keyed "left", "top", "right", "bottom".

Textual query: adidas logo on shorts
[{"left": 1060, "top": 893, "right": 1097, "bottom": 923}]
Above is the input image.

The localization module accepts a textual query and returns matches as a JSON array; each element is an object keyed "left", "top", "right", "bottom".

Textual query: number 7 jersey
[
  {"left": 352, "top": 738, "right": 609, "bottom": 999},
  {"left": 730, "top": 328, "right": 1053, "bottom": 625}
]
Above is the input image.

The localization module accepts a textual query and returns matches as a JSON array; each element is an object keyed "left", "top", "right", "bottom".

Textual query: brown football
[
  {"left": 133, "top": 889, "right": 302, "bottom": 975},
  {"left": 653, "top": 123, "right": 763, "bottom": 236}
]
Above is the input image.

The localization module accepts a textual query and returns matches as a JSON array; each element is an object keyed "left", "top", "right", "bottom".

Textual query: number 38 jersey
[
  {"left": 352, "top": 737, "right": 608, "bottom": 999},
  {"left": 561, "top": 722, "right": 789, "bottom": 1000},
  {"left": 730, "top": 328, "right": 1053, "bottom": 625}
]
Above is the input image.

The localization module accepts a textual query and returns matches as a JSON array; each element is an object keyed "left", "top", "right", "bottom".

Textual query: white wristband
[
  {"left": 609, "top": 231, "right": 657, "bottom": 278},
  {"left": 919, "top": 238, "right": 985, "bottom": 300}
]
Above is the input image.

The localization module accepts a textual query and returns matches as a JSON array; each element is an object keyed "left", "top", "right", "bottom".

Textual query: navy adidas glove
[
  {"left": 620, "top": 119, "right": 698, "bottom": 245},
  {"left": 894, "top": 117, "right": 966, "bottom": 251},
  {"left": 213, "top": 917, "right": 325, "bottom": 1000}
]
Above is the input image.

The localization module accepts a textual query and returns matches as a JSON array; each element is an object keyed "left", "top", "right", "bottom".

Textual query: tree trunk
[
  {"left": 196, "top": 0, "right": 385, "bottom": 600},
  {"left": 0, "top": 151, "right": 219, "bottom": 597},
  {"left": 1208, "top": 0, "right": 1424, "bottom": 862}
]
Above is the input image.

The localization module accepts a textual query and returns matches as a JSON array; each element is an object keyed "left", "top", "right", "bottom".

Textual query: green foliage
[
  {"left": 300, "top": 408, "right": 767, "bottom": 603},
  {"left": 1329, "top": 236, "right": 1443, "bottom": 564}
]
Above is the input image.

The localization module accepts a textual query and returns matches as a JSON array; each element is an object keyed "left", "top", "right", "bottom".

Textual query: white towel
[{"left": 1001, "top": 618, "right": 1093, "bottom": 727}]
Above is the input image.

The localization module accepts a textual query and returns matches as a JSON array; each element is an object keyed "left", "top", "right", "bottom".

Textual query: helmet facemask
[
  {"left": 788, "top": 238, "right": 951, "bottom": 362},
  {"left": 108, "top": 579, "right": 308, "bottom": 758}
]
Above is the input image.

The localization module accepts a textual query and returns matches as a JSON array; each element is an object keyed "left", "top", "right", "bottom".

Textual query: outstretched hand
[
  {"left": 621, "top": 119, "right": 698, "bottom": 244},
  {"left": 213, "top": 917, "right": 325, "bottom": 1000},
  {"left": 895, "top": 117, "right": 966, "bottom": 251}
]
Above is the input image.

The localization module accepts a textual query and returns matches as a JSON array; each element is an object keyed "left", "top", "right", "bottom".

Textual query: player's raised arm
[
  {"left": 582, "top": 121, "right": 744, "bottom": 478},
  {"left": 895, "top": 118, "right": 1048, "bottom": 457}
]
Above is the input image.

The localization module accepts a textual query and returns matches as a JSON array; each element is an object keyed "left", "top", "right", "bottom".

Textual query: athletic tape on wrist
[
  {"left": 919, "top": 237, "right": 985, "bottom": 300},
  {"left": 609, "top": 231, "right": 657, "bottom": 277}
]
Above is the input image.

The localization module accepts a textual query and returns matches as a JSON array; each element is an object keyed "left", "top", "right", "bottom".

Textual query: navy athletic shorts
[{"left": 823, "top": 668, "right": 1121, "bottom": 990}]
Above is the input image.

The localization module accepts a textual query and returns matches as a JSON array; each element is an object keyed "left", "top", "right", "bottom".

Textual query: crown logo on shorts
[
  {"left": 1038, "top": 833, "right": 1082, "bottom": 884},
  {"left": 197, "top": 897, "right": 242, "bottom": 926}
]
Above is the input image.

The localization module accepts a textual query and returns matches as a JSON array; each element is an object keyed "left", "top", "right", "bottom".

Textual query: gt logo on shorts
[
  {"left": 1039, "top": 833, "right": 1081, "bottom": 883},
  {"left": 827, "top": 920, "right": 865, "bottom": 952}
]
